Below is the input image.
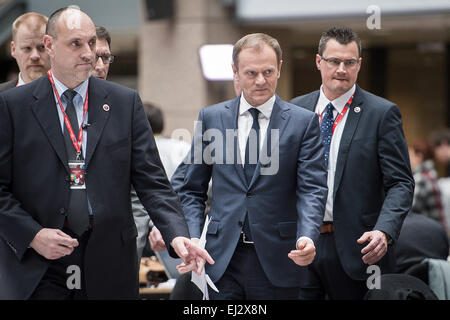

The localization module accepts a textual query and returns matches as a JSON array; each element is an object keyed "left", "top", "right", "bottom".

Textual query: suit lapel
[
  {"left": 333, "top": 86, "right": 363, "bottom": 198},
  {"left": 249, "top": 95, "right": 290, "bottom": 188},
  {"left": 84, "top": 77, "right": 110, "bottom": 168},
  {"left": 31, "top": 76, "right": 69, "bottom": 173},
  {"left": 298, "top": 91, "right": 319, "bottom": 113},
  {"left": 221, "top": 96, "right": 247, "bottom": 186}
]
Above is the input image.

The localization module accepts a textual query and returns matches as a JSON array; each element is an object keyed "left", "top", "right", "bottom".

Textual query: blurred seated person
[
  {"left": 395, "top": 212, "right": 449, "bottom": 273},
  {"left": 409, "top": 138, "right": 447, "bottom": 229},
  {"left": 429, "top": 128, "right": 450, "bottom": 178}
]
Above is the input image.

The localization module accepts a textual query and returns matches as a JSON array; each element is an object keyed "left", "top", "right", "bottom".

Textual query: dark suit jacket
[
  {"left": 0, "top": 75, "right": 189, "bottom": 299},
  {"left": 178, "top": 94, "right": 328, "bottom": 288},
  {"left": 291, "top": 85, "right": 414, "bottom": 280},
  {"left": 0, "top": 78, "right": 17, "bottom": 93}
]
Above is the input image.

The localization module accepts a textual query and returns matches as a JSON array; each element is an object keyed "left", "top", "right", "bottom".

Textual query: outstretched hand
[
  {"left": 288, "top": 238, "right": 316, "bottom": 266},
  {"left": 171, "top": 237, "right": 214, "bottom": 275}
]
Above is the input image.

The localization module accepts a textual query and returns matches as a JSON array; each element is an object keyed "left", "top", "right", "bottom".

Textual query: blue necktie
[
  {"left": 242, "top": 108, "right": 260, "bottom": 241},
  {"left": 321, "top": 103, "right": 335, "bottom": 168}
]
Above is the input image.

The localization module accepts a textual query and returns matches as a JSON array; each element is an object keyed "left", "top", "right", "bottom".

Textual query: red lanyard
[
  {"left": 47, "top": 70, "right": 89, "bottom": 159},
  {"left": 319, "top": 95, "right": 353, "bottom": 135}
]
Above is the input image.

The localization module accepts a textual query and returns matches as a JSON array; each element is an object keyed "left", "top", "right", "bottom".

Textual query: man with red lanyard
[
  {"left": 0, "top": 12, "right": 50, "bottom": 93},
  {"left": 291, "top": 27, "right": 414, "bottom": 299},
  {"left": 0, "top": 6, "right": 213, "bottom": 300}
]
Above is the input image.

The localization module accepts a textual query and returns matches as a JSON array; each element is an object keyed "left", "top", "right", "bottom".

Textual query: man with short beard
[{"left": 0, "top": 12, "right": 50, "bottom": 92}]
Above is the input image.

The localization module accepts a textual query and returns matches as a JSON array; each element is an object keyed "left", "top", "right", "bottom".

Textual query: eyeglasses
[
  {"left": 320, "top": 56, "right": 359, "bottom": 68},
  {"left": 95, "top": 54, "right": 115, "bottom": 64}
]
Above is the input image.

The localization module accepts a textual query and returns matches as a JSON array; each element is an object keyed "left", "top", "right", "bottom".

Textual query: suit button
[
  {"left": 65, "top": 175, "right": 70, "bottom": 182},
  {"left": 246, "top": 192, "right": 253, "bottom": 198},
  {"left": 59, "top": 208, "right": 66, "bottom": 215},
  {"left": 238, "top": 221, "right": 244, "bottom": 227}
]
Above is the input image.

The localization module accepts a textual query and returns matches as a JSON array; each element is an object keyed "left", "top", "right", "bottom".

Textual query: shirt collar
[
  {"left": 52, "top": 73, "right": 89, "bottom": 104},
  {"left": 17, "top": 73, "right": 26, "bottom": 87},
  {"left": 239, "top": 94, "right": 275, "bottom": 119},
  {"left": 317, "top": 84, "right": 356, "bottom": 115}
]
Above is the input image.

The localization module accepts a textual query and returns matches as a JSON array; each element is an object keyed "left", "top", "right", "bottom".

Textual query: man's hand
[
  {"left": 357, "top": 230, "right": 388, "bottom": 265},
  {"left": 30, "top": 228, "right": 79, "bottom": 260},
  {"left": 148, "top": 226, "right": 167, "bottom": 252},
  {"left": 171, "top": 237, "right": 214, "bottom": 275},
  {"left": 288, "top": 238, "right": 316, "bottom": 266}
]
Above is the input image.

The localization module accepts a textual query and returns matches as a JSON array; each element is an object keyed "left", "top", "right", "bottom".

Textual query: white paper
[{"left": 191, "top": 216, "right": 219, "bottom": 300}]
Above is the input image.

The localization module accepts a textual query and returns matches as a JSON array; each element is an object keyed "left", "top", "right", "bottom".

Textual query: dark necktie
[
  {"left": 244, "top": 108, "right": 260, "bottom": 184},
  {"left": 63, "top": 89, "right": 89, "bottom": 236},
  {"left": 320, "top": 103, "right": 335, "bottom": 168},
  {"left": 242, "top": 108, "right": 260, "bottom": 241}
]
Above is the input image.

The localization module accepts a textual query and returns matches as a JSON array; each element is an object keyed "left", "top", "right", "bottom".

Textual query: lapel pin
[
  {"left": 103, "top": 104, "right": 110, "bottom": 112},
  {"left": 354, "top": 106, "right": 361, "bottom": 113}
]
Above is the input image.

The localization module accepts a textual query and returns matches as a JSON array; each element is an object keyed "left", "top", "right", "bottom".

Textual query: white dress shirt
[
  {"left": 315, "top": 84, "right": 356, "bottom": 222},
  {"left": 16, "top": 73, "right": 26, "bottom": 87},
  {"left": 237, "top": 94, "right": 274, "bottom": 166}
]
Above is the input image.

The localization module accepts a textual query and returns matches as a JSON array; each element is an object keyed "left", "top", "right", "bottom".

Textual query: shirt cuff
[{"left": 296, "top": 236, "right": 314, "bottom": 250}]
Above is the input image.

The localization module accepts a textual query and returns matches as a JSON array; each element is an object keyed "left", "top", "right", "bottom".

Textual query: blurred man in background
[
  {"left": 0, "top": 12, "right": 50, "bottom": 92},
  {"left": 91, "top": 26, "right": 114, "bottom": 80}
]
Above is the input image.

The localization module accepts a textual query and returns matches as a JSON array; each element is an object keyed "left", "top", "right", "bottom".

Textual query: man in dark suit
[
  {"left": 90, "top": 25, "right": 150, "bottom": 264},
  {"left": 0, "top": 12, "right": 50, "bottom": 92},
  {"left": 178, "top": 33, "right": 328, "bottom": 299},
  {"left": 0, "top": 7, "right": 212, "bottom": 300},
  {"left": 290, "top": 27, "right": 414, "bottom": 299}
]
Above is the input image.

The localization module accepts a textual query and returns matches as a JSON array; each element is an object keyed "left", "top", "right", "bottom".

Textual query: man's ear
[
  {"left": 277, "top": 60, "right": 283, "bottom": 78},
  {"left": 315, "top": 54, "right": 321, "bottom": 70},
  {"left": 43, "top": 35, "right": 53, "bottom": 56},
  {"left": 10, "top": 41, "right": 16, "bottom": 59}
]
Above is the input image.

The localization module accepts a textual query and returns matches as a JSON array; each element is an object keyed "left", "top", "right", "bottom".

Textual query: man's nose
[
  {"left": 81, "top": 43, "right": 95, "bottom": 61},
  {"left": 30, "top": 48, "right": 40, "bottom": 60},
  {"left": 255, "top": 72, "right": 265, "bottom": 85},
  {"left": 95, "top": 57, "right": 105, "bottom": 68},
  {"left": 336, "top": 61, "right": 347, "bottom": 73}
]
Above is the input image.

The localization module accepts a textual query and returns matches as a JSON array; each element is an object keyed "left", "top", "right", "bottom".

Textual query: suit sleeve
[
  {"left": 129, "top": 91, "right": 190, "bottom": 256},
  {"left": 295, "top": 113, "right": 328, "bottom": 244},
  {"left": 177, "top": 109, "right": 212, "bottom": 238},
  {"left": 0, "top": 94, "right": 42, "bottom": 261},
  {"left": 170, "top": 156, "right": 189, "bottom": 194},
  {"left": 375, "top": 104, "right": 414, "bottom": 242}
]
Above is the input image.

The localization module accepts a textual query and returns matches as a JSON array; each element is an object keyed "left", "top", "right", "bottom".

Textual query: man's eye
[
  {"left": 330, "top": 59, "right": 341, "bottom": 65},
  {"left": 22, "top": 47, "right": 32, "bottom": 52},
  {"left": 264, "top": 70, "right": 273, "bottom": 75},
  {"left": 37, "top": 45, "right": 45, "bottom": 52},
  {"left": 247, "top": 71, "right": 255, "bottom": 76},
  {"left": 71, "top": 41, "right": 80, "bottom": 47}
]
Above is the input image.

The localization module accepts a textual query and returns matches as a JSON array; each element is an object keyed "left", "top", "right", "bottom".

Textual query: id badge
[{"left": 68, "top": 160, "right": 86, "bottom": 189}]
